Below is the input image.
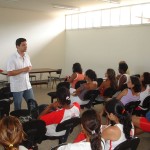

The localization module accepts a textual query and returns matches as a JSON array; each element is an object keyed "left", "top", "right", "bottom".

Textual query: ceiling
[{"left": 0, "top": 0, "right": 149, "bottom": 14}]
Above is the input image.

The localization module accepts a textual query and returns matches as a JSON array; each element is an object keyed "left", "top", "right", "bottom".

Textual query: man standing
[{"left": 7, "top": 38, "right": 35, "bottom": 110}]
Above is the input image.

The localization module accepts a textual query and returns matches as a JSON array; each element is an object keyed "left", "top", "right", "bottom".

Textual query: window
[
  {"left": 65, "top": 2, "right": 150, "bottom": 30},
  {"left": 101, "top": 9, "right": 110, "bottom": 26},
  {"left": 66, "top": 15, "right": 72, "bottom": 29},
  {"left": 131, "top": 5, "right": 142, "bottom": 25},
  {"left": 79, "top": 13, "right": 86, "bottom": 29},
  {"left": 111, "top": 8, "right": 120, "bottom": 26},
  {"left": 120, "top": 6, "right": 130, "bottom": 25},
  {"left": 142, "top": 4, "right": 150, "bottom": 24}
]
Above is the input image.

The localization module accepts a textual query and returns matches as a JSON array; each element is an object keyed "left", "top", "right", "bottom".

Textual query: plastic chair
[
  {"left": 80, "top": 90, "right": 100, "bottom": 109},
  {"left": 75, "top": 80, "right": 86, "bottom": 89},
  {"left": 0, "top": 100, "right": 10, "bottom": 119},
  {"left": 125, "top": 101, "right": 140, "bottom": 115},
  {"left": 46, "top": 117, "right": 81, "bottom": 144},
  {"left": 47, "top": 82, "right": 70, "bottom": 103},
  {"left": 134, "top": 95, "right": 150, "bottom": 116},
  {"left": 114, "top": 137, "right": 140, "bottom": 150},
  {"left": 22, "top": 120, "right": 47, "bottom": 150}
]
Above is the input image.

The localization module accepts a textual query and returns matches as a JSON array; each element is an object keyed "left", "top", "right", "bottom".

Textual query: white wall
[
  {"left": 0, "top": 8, "right": 65, "bottom": 79},
  {"left": 65, "top": 25, "right": 150, "bottom": 77}
]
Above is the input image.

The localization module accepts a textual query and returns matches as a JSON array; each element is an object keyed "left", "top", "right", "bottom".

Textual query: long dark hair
[
  {"left": 56, "top": 87, "right": 71, "bottom": 106},
  {"left": 130, "top": 76, "right": 141, "bottom": 93},
  {"left": 107, "top": 68, "right": 118, "bottom": 90},
  {"left": 81, "top": 109, "right": 102, "bottom": 150},
  {"left": 105, "top": 98, "right": 132, "bottom": 139},
  {"left": 142, "top": 72, "right": 150, "bottom": 88}
]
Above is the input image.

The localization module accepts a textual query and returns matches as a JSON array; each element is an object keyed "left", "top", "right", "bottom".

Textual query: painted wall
[
  {"left": 0, "top": 8, "right": 65, "bottom": 79},
  {"left": 65, "top": 25, "right": 150, "bottom": 77}
]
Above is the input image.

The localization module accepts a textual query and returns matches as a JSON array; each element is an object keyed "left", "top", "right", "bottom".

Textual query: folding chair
[
  {"left": 114, "top": 137, "right": 140, "bottom": 150},
  {"left": 46, "top": 117, "right": 81, "bottom": 144}
]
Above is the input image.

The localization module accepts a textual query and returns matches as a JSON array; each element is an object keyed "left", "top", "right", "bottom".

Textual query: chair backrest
[
  {"left": 142, "top": 95, "right": 150, "bottom": 109},
  {"left": 22, "top": 120, "right": 46, "bottom": 149},
  {"left": 75, "top": 80, "right": 86, "bottom": 89},
  {"left": 114, "top": 137, "right": 140, "bottom": 150},
  {"left": 83, "top": 90, "right": 100, "bottom": 101},
  {"left": 0, "top": 86, "right": 12, "bottom": 99},
  {"left": 125, "top": 101, "right": 140, "bottom": 114},
  {"left": 96, "top": 78, "right": 103, "bottom": 87},
  {"left": 0, "top": 100, "right": 10, "bottom": 119},
  {"left": 56, "top": 117, "right": 81, "bottom": 132},
  {"left": 10, "top": 109, "right": 31, "bottom": 123},
  {"left": 56, "top": 69, "right": 62, "bottom": 75},
  {"left": 103, "top": 87, "right": 117, "bottom": 98},
  {"left": 56, "top": 81, "right": 70, "bottom": 90}
]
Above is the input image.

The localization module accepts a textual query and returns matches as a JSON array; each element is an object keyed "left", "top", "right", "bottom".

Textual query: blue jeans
[{"left": 13, "top": 88, "right": 35, "bottom": 110}]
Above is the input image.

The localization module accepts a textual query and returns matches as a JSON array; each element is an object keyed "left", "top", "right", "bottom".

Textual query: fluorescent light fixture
[
  {"left": 102, "top": 0, "right": 120, "bottom": 4},
  {"left": 52, "top": 4, "right": 80, "bottom": 11}
]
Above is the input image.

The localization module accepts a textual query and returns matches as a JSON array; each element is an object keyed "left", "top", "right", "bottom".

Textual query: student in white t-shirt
[
  {"left": 58, "top": 109, "right": 105, "bottom": 150},
  {"left": 102, "top": 98, "right": 134, "bottom": 150}
]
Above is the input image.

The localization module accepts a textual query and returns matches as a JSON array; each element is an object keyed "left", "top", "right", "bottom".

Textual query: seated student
[
  {"left": 102, "top": 98, "right": 134, "bottom": 150},
  {"left": 97, "top": 68, "right": 117, "bottom": 102},
  {"left": 132, "top": 111, "right": 150, "bottom": 135},
  {"left": 70, "top": 69, "right": 97, "bottom": 105},
  {"left": 66, "top": 63, "right": 85, "bottom": 89},
  {"left": 39, "top": 87, "right": 80, "bottom": 136},
  {"left": 0, "top": 116, "right": 27, "bottom": 150},
  {"left": 116, "top": 76, "right": 141, "bottom": 105},
  {"left": 117, "top": 61, "right": 130, "bottom": 91},
  {"left": 139, "top": 72, "right": 150, "bottom": 105},
  {"left": 58, "top": 109, "right": 105, "bottom": 150}
]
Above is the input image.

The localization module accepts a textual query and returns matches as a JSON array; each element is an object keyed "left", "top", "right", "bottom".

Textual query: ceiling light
[
  {"left": 52, "top": 4, "right": 80, "bottom": 11},
  {"left": 102, "top": 0, "right": 120, "bottom": 4}
]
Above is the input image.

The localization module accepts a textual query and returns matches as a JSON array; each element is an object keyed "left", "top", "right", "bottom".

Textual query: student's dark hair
[
  {"left": 119, "top": 62, "right": 128, "bottom": 73},
  {"left": 72, "top": 63, "right": 82, "bottom": 74},
  {"left": 142, "top": 72, "right": 150, "bottom": 88},
  {"left": 16, "top": 38, "right": 26, "bottom": 46},
  {"left": 105, "top": 98, "right": 132, "bottom": 139},
  {"left": 56, "top": 87, "right": 71, "bottom": 105},
  {"left": 85, "top": 69, "right": 97, "bottom": 81},
  {"left": 130, "top": 75, "right": 141, "bottom": 92},
  {"left": 107, "top": 68, "right": 118, "bottom": 90},
  {"left": 81, "top": 109, "right": 102, "bottom": 150}
]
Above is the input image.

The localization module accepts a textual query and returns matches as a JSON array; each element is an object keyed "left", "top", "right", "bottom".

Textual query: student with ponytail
[
  {"left": 39, "top": 87, "right": 80, "bottom": 137},
  {"left": 102, "top": 98, "right": 134, "bottom": 150},
  {"left": 0, "top": 116, "right": 27, "bottom": 150},
  {"left": 58, "top": 109, "right": 104, "bottom": 150}
]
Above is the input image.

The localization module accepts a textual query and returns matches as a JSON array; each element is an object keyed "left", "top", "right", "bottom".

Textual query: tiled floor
[{"left": 10, "top": 85, "right": 150, "bottom": 150}]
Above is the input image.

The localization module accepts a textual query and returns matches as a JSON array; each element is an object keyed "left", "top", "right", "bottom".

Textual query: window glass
[
  {"left": 93, "top": 11, "right": 101, "bottom": 27},
  {"left": 101, "top": 9, "right": 110, "bottom": 26},
  {"left": 72, "top": 14, "right": 78, "bottom": 29},
  {"left": 120, "top": 6, "right": 130, "bottom": 25},
  {"left": 85, "top": 12, "right": 93, "bottom": 28},
  {"left": 111, "top": 8, "right": 120, "bottom": 26},
  {"left": 131, "top": 5, "right": 142, "bottom": 24},
  {"left": 79, "top": 13, "right": 86, "bottom": 28},
  {"left": 66, "top": 15, "right": 72, "bottom": 29},
  {"left": 142, "top": 4, "right": 150, "bottom": 24}
]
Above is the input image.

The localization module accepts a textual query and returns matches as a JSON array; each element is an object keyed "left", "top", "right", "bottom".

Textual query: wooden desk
[
  {"left": 0, "top": 68, "right": 60, "bottom": 86},
  {"left": 0, "top": 68, "right": 59, "bottom": 75}
]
